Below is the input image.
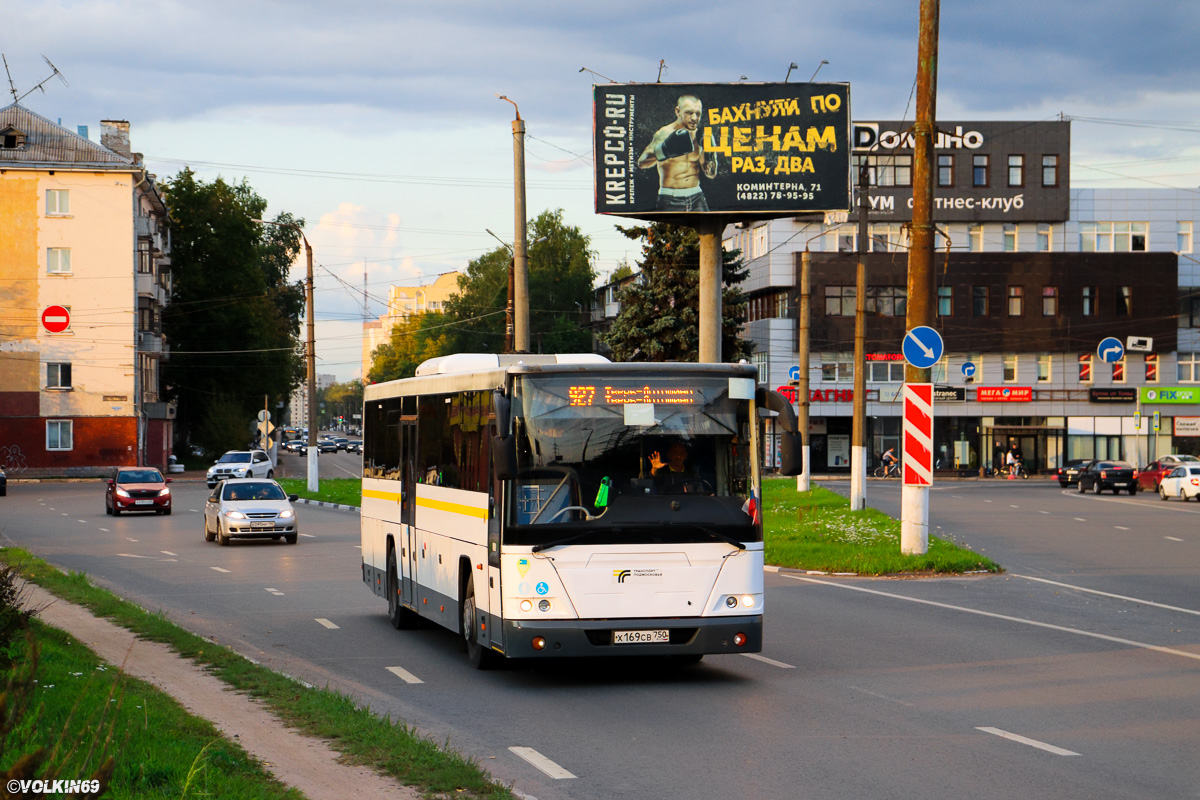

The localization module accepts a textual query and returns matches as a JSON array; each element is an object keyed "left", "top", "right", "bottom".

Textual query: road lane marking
[
  {"left": 161, "top": 551, "right": 177, "bottom": 556},
  {"left": 116, "top": 554, "right": 153, "bottom": 559},
  {"left": 300, "top": 533, "right": 316, "bottom": 538},
  {"left": 1038, "top": 511, "right": 1049, "bottom": 515},
  {"left": 976, "top": 727, "right": 1079, "bottom": 756},
  {"left": 1012, "top": 574, "right": 1200, "bottom": 617},
  {"left": 1009, "top": 504, "right": 1019, "bottom": 508},
  {"left": 1074, "top": 518, "right": 1086, "bottom": 522},
  {"left": 385, "top": 666, "right": 423, "bottom": 684},
  {"left": 60, "top": 512, "right": 68, "bottom": 516},
  {"left": 1064, "top": 490, "right": 1200, "bottom": 514},
  {"left": 211, "top": 567, "right": 231, "bottom": 573},
  {"left": 78, "top": 519, "right": 87, "bottom": 523},
  {"left": 741, "top": 653, "right": 795, "bottom": 669},
  {"left": 786, "top": 574, "right": 1200, "bottom": 662},
  {"left": 1166, "top": 536, "right": 1184, "bottom": 542},
  {"left": 99, "top": 528, "right": 109, "bottom": 532},
  {"left": 848, "top": 685, "right": 913, "bottom": 706},
  {"left": 126, "top": 538, "right": 138, "bottom": 542},
  {"left": 315, "top": 618, "right": 339, "bottom": 629},
  {"left": 1114, "top": 526, "right": 1130, "bottom": 530},
  {"left": 983, "top": 499, "right": 993, "bottom": 503},
  {"left": 508, "top": 747, "right": 576, "bottom": 780}
]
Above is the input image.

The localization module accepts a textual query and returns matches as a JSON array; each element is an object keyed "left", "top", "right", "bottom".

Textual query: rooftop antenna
[
  {"left": 657, "top": 59, "right": 668, "bottom": 83},
  {"left": 2, "top": 55, "right": 17, "bottom": 102},
  {"left": 16, "top": 55, "right": 69, "bottom": 103}
]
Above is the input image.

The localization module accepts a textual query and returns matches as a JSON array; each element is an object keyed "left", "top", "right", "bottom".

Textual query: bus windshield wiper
[
  {"left": 532, "top": 526, "right": 615, "bottom": 553},
  {"left": 667, "top": 522, "right": 746, "bottom": 550}
]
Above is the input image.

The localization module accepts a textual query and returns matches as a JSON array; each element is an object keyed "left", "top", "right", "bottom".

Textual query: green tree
[
  {"left": 321, "top": 379, "right": 366, "bottom": 428},
  {"left": 442, "top": 209, "right": 596, "bottom": 354},
  {"left": 160, "top": 168, "right": 306, "bottom": 450},
  {"left": 602, "top": 222, "right": 752, "bottom": 363},
  {"left": 367, "top": 312, "right": 454, "bottom": 383}
]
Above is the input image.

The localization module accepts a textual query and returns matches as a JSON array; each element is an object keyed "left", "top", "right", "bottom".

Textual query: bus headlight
[
  {"left": 741, "top": 595, "right": 756, "bottom": 608},
  {"left": 520, "top": 600, "right": 533, "bottom": 612},
  {"left": 538, "top": 600, "right": 551, "bottom": 612}
]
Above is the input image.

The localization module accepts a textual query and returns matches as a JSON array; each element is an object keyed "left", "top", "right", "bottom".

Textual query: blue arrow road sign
[
  {"left": 902, "top": 326, "right": 945, "bottom": 369},
  {"left": 788, "top": 365, "right": 801, "bottom": 381},
  {"left": 1098, "top": 337, "right": 1124, "bottom": 363},
  {"left": 961, "top": 361, "right": 976, "bottom": 379}
]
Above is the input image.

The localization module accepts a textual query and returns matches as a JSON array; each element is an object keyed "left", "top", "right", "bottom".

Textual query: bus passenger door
[
  {"left": 400, "top": 400, "right": 418, "bottom": 608},
  {"left": 486, "top": 456, "right": 503, "bottom": 650}
]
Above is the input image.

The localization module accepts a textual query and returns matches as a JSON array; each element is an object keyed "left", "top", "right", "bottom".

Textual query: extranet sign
[{"left": 593, "top": 82, "right": 851, "bottom": 218}]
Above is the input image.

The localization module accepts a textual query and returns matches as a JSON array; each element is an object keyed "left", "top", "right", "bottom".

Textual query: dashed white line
[
  {"left": 1009, "top": 504, "right": 1019, "bottom": 509},
  {"left": 385, "top": 666, "right": 423, "bottom": 684},
  {"left": 60, "top": 512, "right": 68, "bottom": 516},
  {"left": 741, "top": 653, "right": 795, "bottom": 669},
  {"left": 99, "top": 528, "right": 109, "bottom": 532},
  {"left": 211, "top": 567, "right": 231, "bottom": 574},
  {"left": 1038, "top": 511, "right": 1049, "bottom": 515},
  {"left": 116, "top": 553, "right": 153, "bottom": 559},
  {"left": 786, "top": 574, "right": 1200, "bottom": 662},
  {"left": 300, "top": 533, "right": 316, "bottom": 538},
  {"left": 1013, "top": 574, "right": 1200, "bottom": 617},
  {"left": 983, "top": 499, "right": 993, "bottom": 503},
  {"left": 314, "top": 618, "right": 339, "bottom": 629},
  {"left": 126, "top": 538, "right": 138, "bottom": 542},
  {"left": 1114, "top": 526, "right": 1130, "bottom": 531},
  {"left": 78, "top": 519, "right": 87, "bottom": 523},
  {"left": 161, "top": 550, "right": 177, "bottom": 556},
  {"left": 976, "top": 727, "right": 1079, "bottom": 756},
  {"left": 1166, "top": 536, "right": 1184, "bottom": 542},
  {"left": 1074, "top": 518, "right": 1086, "bottom": 522},
  {"left": 508, "top": 747, "right": 576, "bottom": 780},
  {"left": 265, "top": 587, "right": 285, "bottom": 596}
]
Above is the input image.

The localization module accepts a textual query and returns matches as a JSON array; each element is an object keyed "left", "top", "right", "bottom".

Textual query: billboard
[{"left": 594, "top": 83, "right": 851, "bottom": 218}]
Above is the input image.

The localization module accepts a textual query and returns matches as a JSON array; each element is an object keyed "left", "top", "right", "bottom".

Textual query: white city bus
[{"left": 360, "top": 353, "right": 800, "bottom": 668}]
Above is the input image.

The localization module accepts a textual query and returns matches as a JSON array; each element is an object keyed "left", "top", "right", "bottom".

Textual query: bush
[{"left": 0, "top": 565, "right": 38, "bottom": 666}]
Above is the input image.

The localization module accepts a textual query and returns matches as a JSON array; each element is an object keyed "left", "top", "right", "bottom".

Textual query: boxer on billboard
[{"left": 637, "top": 94, "right": 718, "bottom": 212}]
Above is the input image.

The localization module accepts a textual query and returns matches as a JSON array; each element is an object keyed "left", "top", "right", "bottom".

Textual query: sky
[{"left": 6, "top": 0, "right": 1199, "bottom": 382}]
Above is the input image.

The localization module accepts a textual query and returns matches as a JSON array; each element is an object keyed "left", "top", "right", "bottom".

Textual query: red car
[{"left": 106, "top": 467, "right": 173, "bottom": 516}]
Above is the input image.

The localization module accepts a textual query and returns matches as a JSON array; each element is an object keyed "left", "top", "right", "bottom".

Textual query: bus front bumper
[{"left": 499, "top": 615, "right": 762, "bottom": 658}]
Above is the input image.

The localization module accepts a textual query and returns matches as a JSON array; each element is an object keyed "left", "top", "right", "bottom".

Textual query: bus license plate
[
  {"left": 613, "top": 629, "right": 669, "bottom": 644},
  {"left": 134, "top": 500, "right": 153, "bottom": 506},
  {"left": 250, "top": 521, "right": 274, "bottom": 529}
]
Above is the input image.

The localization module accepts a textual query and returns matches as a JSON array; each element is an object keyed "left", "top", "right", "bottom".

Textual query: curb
[{"left": 294, "top": 498, "right": 360, "bottom": 513}]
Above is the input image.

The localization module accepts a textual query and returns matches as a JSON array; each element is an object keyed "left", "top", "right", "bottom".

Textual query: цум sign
[{"left": 593, "top": 82, "right": 851, "bottom": 218}]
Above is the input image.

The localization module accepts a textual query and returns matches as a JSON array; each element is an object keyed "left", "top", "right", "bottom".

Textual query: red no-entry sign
[{"left": 41, "top": 305, "right": 71, "bottom": 333}]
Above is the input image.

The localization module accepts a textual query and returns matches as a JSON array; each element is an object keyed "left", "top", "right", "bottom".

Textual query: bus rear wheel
[{"left": 462, "top": 579, "right": 498, "bottom": 670}]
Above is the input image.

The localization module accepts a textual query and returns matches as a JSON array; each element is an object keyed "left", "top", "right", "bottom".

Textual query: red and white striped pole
[{"left": 902, "top": 383, "right": 934, "bottom": 552}]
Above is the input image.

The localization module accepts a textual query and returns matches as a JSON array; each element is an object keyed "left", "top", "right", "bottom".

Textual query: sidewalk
[{"left": 26, "top": 583, "right": 419, "bottom": 800}]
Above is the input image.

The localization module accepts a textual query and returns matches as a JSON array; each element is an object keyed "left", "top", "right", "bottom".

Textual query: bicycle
[{"left": 872, "top": 462, "right": 900, "bottom": 478}]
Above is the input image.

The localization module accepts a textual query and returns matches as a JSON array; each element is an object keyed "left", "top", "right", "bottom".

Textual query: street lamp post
[{"left": 253, "top": 218, "right": 319, "bottom": 492}]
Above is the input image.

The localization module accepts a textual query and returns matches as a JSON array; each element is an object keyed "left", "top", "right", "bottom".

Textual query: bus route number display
[{"left": 569, "top": 386, "right": 697, "bottom": 407}]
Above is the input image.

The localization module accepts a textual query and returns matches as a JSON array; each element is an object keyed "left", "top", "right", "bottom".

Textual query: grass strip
[
  {"left": 4, "top": 619, "right": 303, "bottom": 799},
  {"left": 0, "top": 547, "right": 515, "bottom": 800},
  {"left": 763, "top": 479, "right": 1001, "bottom": 575},
  {"left": 278, "top": 478, "right": 361, "bottom": 508}
]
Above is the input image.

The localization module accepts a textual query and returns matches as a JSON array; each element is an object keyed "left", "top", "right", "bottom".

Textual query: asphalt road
[{"left": 4, "top": 471, "right": 1198, "bottom": 800}]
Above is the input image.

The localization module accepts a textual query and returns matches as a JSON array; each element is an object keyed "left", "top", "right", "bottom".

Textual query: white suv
[{"left": 207, "top": 450, "right": 274, "bottom": 488}]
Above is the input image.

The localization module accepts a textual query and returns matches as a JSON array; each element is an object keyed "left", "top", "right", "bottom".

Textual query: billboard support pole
[
  {"left": 697, "top": 218, "right": 723, "bottom": 363},
  {"left": 902, "top": 0, "right": 939, "bottom": 555}
]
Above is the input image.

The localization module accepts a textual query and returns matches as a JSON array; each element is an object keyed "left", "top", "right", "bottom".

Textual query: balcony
[{"left": 137, "top": 330, "right": 164, "bottom": 354}]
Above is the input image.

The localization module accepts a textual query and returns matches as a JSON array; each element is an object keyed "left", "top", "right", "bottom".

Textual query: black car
[
  {"left": 0, "top": 464, "right": 6, "bottom": 496},
  {"left": 1056, "top": 459, "right": 1094, "bottom": 487},
  {"left": 317, "top": 440, "right": 338, "bottom": 454},
  {"left": 1078, "top": 460, "right": 1138, "bottom": 495}
]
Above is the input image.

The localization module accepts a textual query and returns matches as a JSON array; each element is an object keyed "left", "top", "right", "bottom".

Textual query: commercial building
[
  {"left": 361, "top": 271, "right": 461, "bottom": 380},
  {"left": 731, "top": 120, "right": 1200, "bottom": 473},
  {"left": 0, "top": 104, "right": 173, "bottom": 476}
]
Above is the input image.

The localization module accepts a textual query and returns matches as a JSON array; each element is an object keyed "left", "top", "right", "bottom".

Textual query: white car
[
  {"left": 1158, "top": 465, "right": 1200, "bottom": 501},
  {"left": 203, "top": 478, "right": 299, "bottom": 545},
  {"left": 206, "top": 449, "right": 274, "bottom": 488}
]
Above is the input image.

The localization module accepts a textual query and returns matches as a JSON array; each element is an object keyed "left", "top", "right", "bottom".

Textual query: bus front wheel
[{"left": 462, "top": 579, "right": 498, "bottom": 670}]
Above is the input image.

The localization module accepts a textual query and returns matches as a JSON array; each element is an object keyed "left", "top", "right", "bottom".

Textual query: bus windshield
[{"left": 507, "top": 373, "right": 757, "bottom": 545}]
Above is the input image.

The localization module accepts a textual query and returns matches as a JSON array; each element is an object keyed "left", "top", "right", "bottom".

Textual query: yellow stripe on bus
[
  {"left": 416, "top": 496, "right": 489, "bottom": 519},
  {"left": 362, "top": 489, "right": 402, "bottom": 503}
]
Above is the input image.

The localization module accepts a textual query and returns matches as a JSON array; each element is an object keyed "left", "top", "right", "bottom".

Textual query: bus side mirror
[
  {"left": 756, "top": 388, "right": 798, "bottom": 433},
  {"left": 492, "top": 435, "right": 517, "bottom": 481},
  {"left": 779, "top": 432, "right": 804, "bottom": 476}
]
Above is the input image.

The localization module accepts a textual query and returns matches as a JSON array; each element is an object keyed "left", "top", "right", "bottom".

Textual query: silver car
[
  {"left": 203, "top": 478, "right": 299, "bottom": 545},
  {"left": 206, "top": 449, "right": 273, "bottom": 488}
]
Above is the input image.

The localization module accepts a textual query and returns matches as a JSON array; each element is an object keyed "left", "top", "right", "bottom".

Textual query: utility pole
[
  {"left": 902, "top": 0, "right": 940, "bottom": 554},
  {"left": 252, "top": 218, "right": 318, "bottom": 493},
  {"left": 797, "top": 250, "right": 811, "bottom": 492},
  {"left": 498, "top": 95, "right": 530, "bottom": 353},
  {"left": 696, "top": 219, "right": 724, "bottom": 363},
  {"left": 850, "top": 166, "right": 869, "bottom": 510}
]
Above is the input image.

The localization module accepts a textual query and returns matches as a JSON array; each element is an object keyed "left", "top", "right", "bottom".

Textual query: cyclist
[{"left": 881, "top": 447, "right": 899, "bottom": 477}]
